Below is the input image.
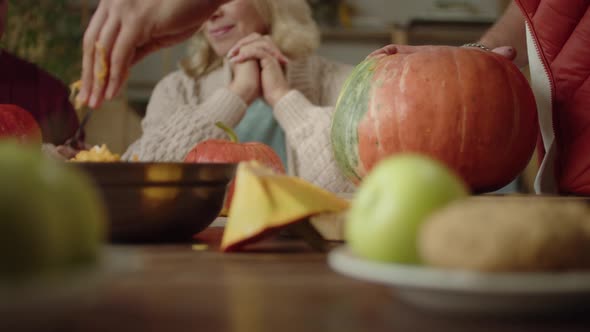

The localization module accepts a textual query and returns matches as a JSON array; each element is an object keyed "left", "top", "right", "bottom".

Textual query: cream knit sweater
[{"left": 123, "top": 55, "right": 355, "bottom": 193}]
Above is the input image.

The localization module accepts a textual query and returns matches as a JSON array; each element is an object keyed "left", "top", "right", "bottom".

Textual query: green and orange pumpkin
[{"left": 331, "top": 45, "right": 538, "bottom": 192}]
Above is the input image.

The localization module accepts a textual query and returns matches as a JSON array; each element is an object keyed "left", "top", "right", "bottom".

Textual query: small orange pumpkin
[{"left": 185, "top": 122, "right": 285, "bottom": 213}]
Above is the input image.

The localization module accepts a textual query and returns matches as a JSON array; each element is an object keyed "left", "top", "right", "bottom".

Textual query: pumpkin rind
[
  {"left": 221, "top": 161, "right": 349, "bottom": 252},
  {"left": 331, "top": 59, "right": 377, "bottom": 184}
]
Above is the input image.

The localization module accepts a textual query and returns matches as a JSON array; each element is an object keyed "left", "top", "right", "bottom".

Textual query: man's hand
[
  {"left": 365, "top": 45, "right": 398, "bottom": 60},
  {"left": 78, "top": 0, "right": 228, "bottom": 109},
  {"left": 491, "top": 46, "right": 517, "bottom": 61}
]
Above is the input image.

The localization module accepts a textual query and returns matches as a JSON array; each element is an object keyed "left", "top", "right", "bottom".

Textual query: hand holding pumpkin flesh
[{"left": 78, "top": 0, "right": 228, "bottom": 109}]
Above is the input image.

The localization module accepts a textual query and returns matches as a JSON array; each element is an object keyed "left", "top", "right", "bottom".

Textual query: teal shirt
[{"left": 234, "top": 99, "right": 287, "bottom": 166}]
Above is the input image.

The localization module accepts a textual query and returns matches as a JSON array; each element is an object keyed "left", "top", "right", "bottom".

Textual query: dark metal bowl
[{"left": 74, "top": 162, "right": 237, "bottom": 243}]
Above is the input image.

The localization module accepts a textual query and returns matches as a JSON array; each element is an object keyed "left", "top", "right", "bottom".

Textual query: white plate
[{"left": 328, "top": 246, "right": 590, "bottom": 315}]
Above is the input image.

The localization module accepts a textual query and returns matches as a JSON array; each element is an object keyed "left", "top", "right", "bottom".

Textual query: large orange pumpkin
[
  {"left": 0, "top": 104, "right": 43, "bottom": 146},
  {"left": 331, "top": 46, "right": 538, "bottom": 192}
]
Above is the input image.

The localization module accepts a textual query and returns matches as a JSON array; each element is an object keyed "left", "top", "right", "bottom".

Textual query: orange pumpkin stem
[{"left": 215, "top": 121, "right": 239, "bottom": 143}]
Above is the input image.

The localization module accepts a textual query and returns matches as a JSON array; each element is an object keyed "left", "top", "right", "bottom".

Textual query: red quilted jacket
[{"left": 516, "top": 0, "right": 590, "bottom": 195}]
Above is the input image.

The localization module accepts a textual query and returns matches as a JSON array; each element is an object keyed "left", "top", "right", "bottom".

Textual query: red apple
[{"left": 0, "top": 104, "right": 43, "bottom": 145}]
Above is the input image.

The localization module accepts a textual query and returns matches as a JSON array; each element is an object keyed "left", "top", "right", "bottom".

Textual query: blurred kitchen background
[{"left": 2, "top": 0, "right": 526, "bottom": 190}]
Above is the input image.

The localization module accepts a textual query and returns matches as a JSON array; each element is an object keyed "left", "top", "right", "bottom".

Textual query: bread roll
[{"left": 419, "top": 196, "right": 590, "bottom": 272}]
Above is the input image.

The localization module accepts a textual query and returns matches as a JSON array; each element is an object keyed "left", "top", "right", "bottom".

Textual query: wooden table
[{"left": 58, "top": 227, "right": 589, "bottom": 332}]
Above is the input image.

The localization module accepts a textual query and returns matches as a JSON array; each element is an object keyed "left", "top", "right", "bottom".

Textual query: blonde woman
[{"left": 124, "top": 0, "right": 354, "bottom": 192}]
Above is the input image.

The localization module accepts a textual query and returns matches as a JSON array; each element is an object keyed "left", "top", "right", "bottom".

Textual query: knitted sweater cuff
[
  {"left": 273, "top": 90, "right": 322, "bottom": 132},
  {"left": 206, "top": 88, "right": 249, "bottom": 127}
]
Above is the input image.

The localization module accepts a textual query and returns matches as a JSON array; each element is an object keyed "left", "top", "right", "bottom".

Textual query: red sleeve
[{"left": 516, "top": 0, "right": 590, "bottom": 194}]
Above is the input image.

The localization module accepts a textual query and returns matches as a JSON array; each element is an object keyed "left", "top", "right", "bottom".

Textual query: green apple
[
  {"left": 0, "top": 141, "right": 106, "bottom": 280},
  {"left": 40, "top": 156, "right": 107, "bottom": 266},
  {"left": 0, "top": 145, "right": 64, "bottom": 278},
  {"left": 346, "top": 154, "right": 468, "bottom": 264}
]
